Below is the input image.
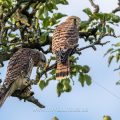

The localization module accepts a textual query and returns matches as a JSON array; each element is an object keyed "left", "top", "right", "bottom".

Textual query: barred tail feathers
[
  {"left": 56, "top": 59, "right": 70, "bottom": 80},
  {"left": 0, "top": 83, "right": 15, "bottom": 107}
]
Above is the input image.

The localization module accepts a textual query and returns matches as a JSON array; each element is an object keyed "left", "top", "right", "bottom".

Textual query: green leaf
[
  {"left": 104, "top": 13, "right": 112, "bottom": 21},
  {"left": 2, "top": 45, "right": 8, "bottom": 51},
  {"left": 10, "top": 17, "right": 16, "bottom": 23},
  {"left": 49, "top": 18, "right": 57, "bottom": 26},
  {"left": 116, "top": 53, "right": 120, "bottom": 63},
  {"left": 104, "top": 48, "right": 114, "bottom": 56},
  {"left": 51, "top": 56, "right": 56, "bottom": 60},
  {"left": 37, "top": 5, "right": 44, "bottom": 18},
  {"left": 95, "top": 13, "right": 104, "bottom": 20},
  {"left": 59, "top": 0, "right": 69, "bottom": 5},
  {"left": 47, "top": 2, "right": 54, "bottom": 12},
  {"left": 64, "top": 85, "right": 72, "bottom": 92},
  {"left": 42, "top": 17, "right": 50, "bottom": 28},
  {"left": 84, "top": 74, "right": 92, "bottom": 86},
  {"left": 62, "top": 78, "right": 70, "bottom": 84},
  {"left": 35, "top": 18, "right": 39, "bottom": 29},
  {"left": 9, "top": 33, "right": 16, "bottom": 38},
  {"left": 111, "top": 14, "right": 120, "bottom": 23},
  {"left": 83, "top": 8, "right": 92, "bottom": 16},
  {"left": 39, "top": 80, "right": 46, "bottom": 90},
  {"left": 57, "top": 82, "right": 64, "bottom": 97},
  {"left": 45, "top": 75, "right": 56, "bottom": 86},
  {"left": 0, "top": 0, "right": 3, "bottom": 4},
  {"left": 70, "top": 64, "right": 82, "bottom": 77},
  {"left": 1, "top": 0, "right": 12, "bottom": 8},
  {"left": 50, "top": 1, "right": 58, "bottom": 10},
  {"left": 44, "top": 6, "right": 48, "bottom": 17},
  {"left": 102, "top": 26, "right": 106, "bottom": 33},
  {"left": 61, "top": 79, "right": 71, "bottom": 92},
  {"left": 114, "top": 42, "right": 120, "bottom": 47},
  {"left": 116, "top": 80, "right": 120, "bottom": 85},
  {"left": 40, "top": 32, "right": 49, "bottom": 43},
  {"left": 52, "top": 0, "right": 59, "bottom": 4},
  {"left": 79, "top": 21, "right": 90, "bottom": 30},
  {"left": 82, "top": 65, "right": 90, "bottom": 73},
  {"left": 69, "top": 56, "right": 78, "bottom": 63},
  {"left": 50, "top": 69, "right": 56, "bottom": 75},
  {"left": 106, "top": 25, "right": 114, "bottom": 35},
  {"left": 53, "top": 13, "right": 67, "bottom": 20},
  {"left": 79, "top": 73, "right": 85, "bottom": 87},
  {"left": 108, "top": 55, "right": 114, "bottom": 67}
]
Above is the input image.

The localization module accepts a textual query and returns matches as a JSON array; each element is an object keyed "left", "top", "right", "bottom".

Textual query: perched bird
[
  {"left": 52, "top": 16, "right": 80, "bottom": 80},
  {"left": 0, "top": 48, "right": 46, "bottom": 107}
]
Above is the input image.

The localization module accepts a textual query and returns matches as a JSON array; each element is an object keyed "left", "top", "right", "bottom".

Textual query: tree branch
[
  {"left": 0, "top": 34, "right": 52, "bottom": 63},
  {"left": 112, "top": 0, "right": 120, "bottom": 13},
  {"left": 3, "top": 0, "right": 28, "bottom": 23},
  {"left": 2, "top": 0, "right": 47, "bottom": 23},
  {"left": 12, "top": 91, "right": 45, "bottom": 108},
  {"left": 79, "top": 27, "right": 98, "bottom": 39},
  {"left": 89, "top": 0, "right": 99, "bottom": 13},
  {"left": 77, "top": 41, "right": 110, "bottom": 52}
]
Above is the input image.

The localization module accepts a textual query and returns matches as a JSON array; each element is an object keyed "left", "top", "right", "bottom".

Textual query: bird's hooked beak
[
  {"left": 38, "top": 61, "right": 46, "bottom": 69},
  {"left": 75, "top": 18, "right": 81, "bottom": 29}
]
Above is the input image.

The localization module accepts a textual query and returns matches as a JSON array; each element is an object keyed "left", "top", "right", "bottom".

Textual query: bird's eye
[
  {"left": 41, "top": 59, "right": 46, "bottom": 63},
  {"left": 74, "top": 19, "right": 77, "bottom": 25}
]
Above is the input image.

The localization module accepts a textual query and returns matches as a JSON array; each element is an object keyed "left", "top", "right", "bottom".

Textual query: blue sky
[{"left": 1, "top": 0, "right": 120, "bottom": 120}]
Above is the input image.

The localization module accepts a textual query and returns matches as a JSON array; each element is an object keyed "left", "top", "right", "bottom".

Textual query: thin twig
[
  {"left": 35, "top": 62, "right": 56, "bottom": 83},
  {"left": 77, "top": 41, "right": 110, "bottom": 52}
]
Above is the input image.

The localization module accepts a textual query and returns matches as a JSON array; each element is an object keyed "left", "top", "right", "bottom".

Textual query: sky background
[{"left": 1, "top": 0, "right": 120, "bottom": 120}]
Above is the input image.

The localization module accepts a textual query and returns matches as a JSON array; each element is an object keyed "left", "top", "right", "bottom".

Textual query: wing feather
[{"left": 3, "top": 48, "right": 33, "bottom": 88}]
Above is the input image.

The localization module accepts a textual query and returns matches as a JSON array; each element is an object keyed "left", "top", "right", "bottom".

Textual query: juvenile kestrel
[
  {"left": 52, "top": 16, "right": 80, "bottom": 80},
  {"left": 0, "top": 48, "right": 46, "bottom": 107}
]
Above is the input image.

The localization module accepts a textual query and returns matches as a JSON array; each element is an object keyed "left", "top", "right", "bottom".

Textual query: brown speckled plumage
[
  {"left": 52, "top": 16, "right": 80, "bottom": 80},
  {"left": 0, "top": 48, "right": 46, "bottom": 107}
]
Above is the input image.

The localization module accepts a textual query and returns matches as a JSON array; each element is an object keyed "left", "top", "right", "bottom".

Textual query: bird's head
[
  {"left": 38, "top": 52, "right": 46, "bottom": 69},
  {"left": 32, "top": 49, "right": 46, "bottom": 69},
  {"left": 66, "top": 16, "right": 81, "bottom": 29}
]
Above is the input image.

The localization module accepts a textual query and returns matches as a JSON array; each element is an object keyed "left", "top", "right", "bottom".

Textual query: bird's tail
[
  {"left": 0, "top": 83, "right": 15, "bottom": 107},
  {"left": 56, "top": 59, "right": 70, "bottom": 80}
]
